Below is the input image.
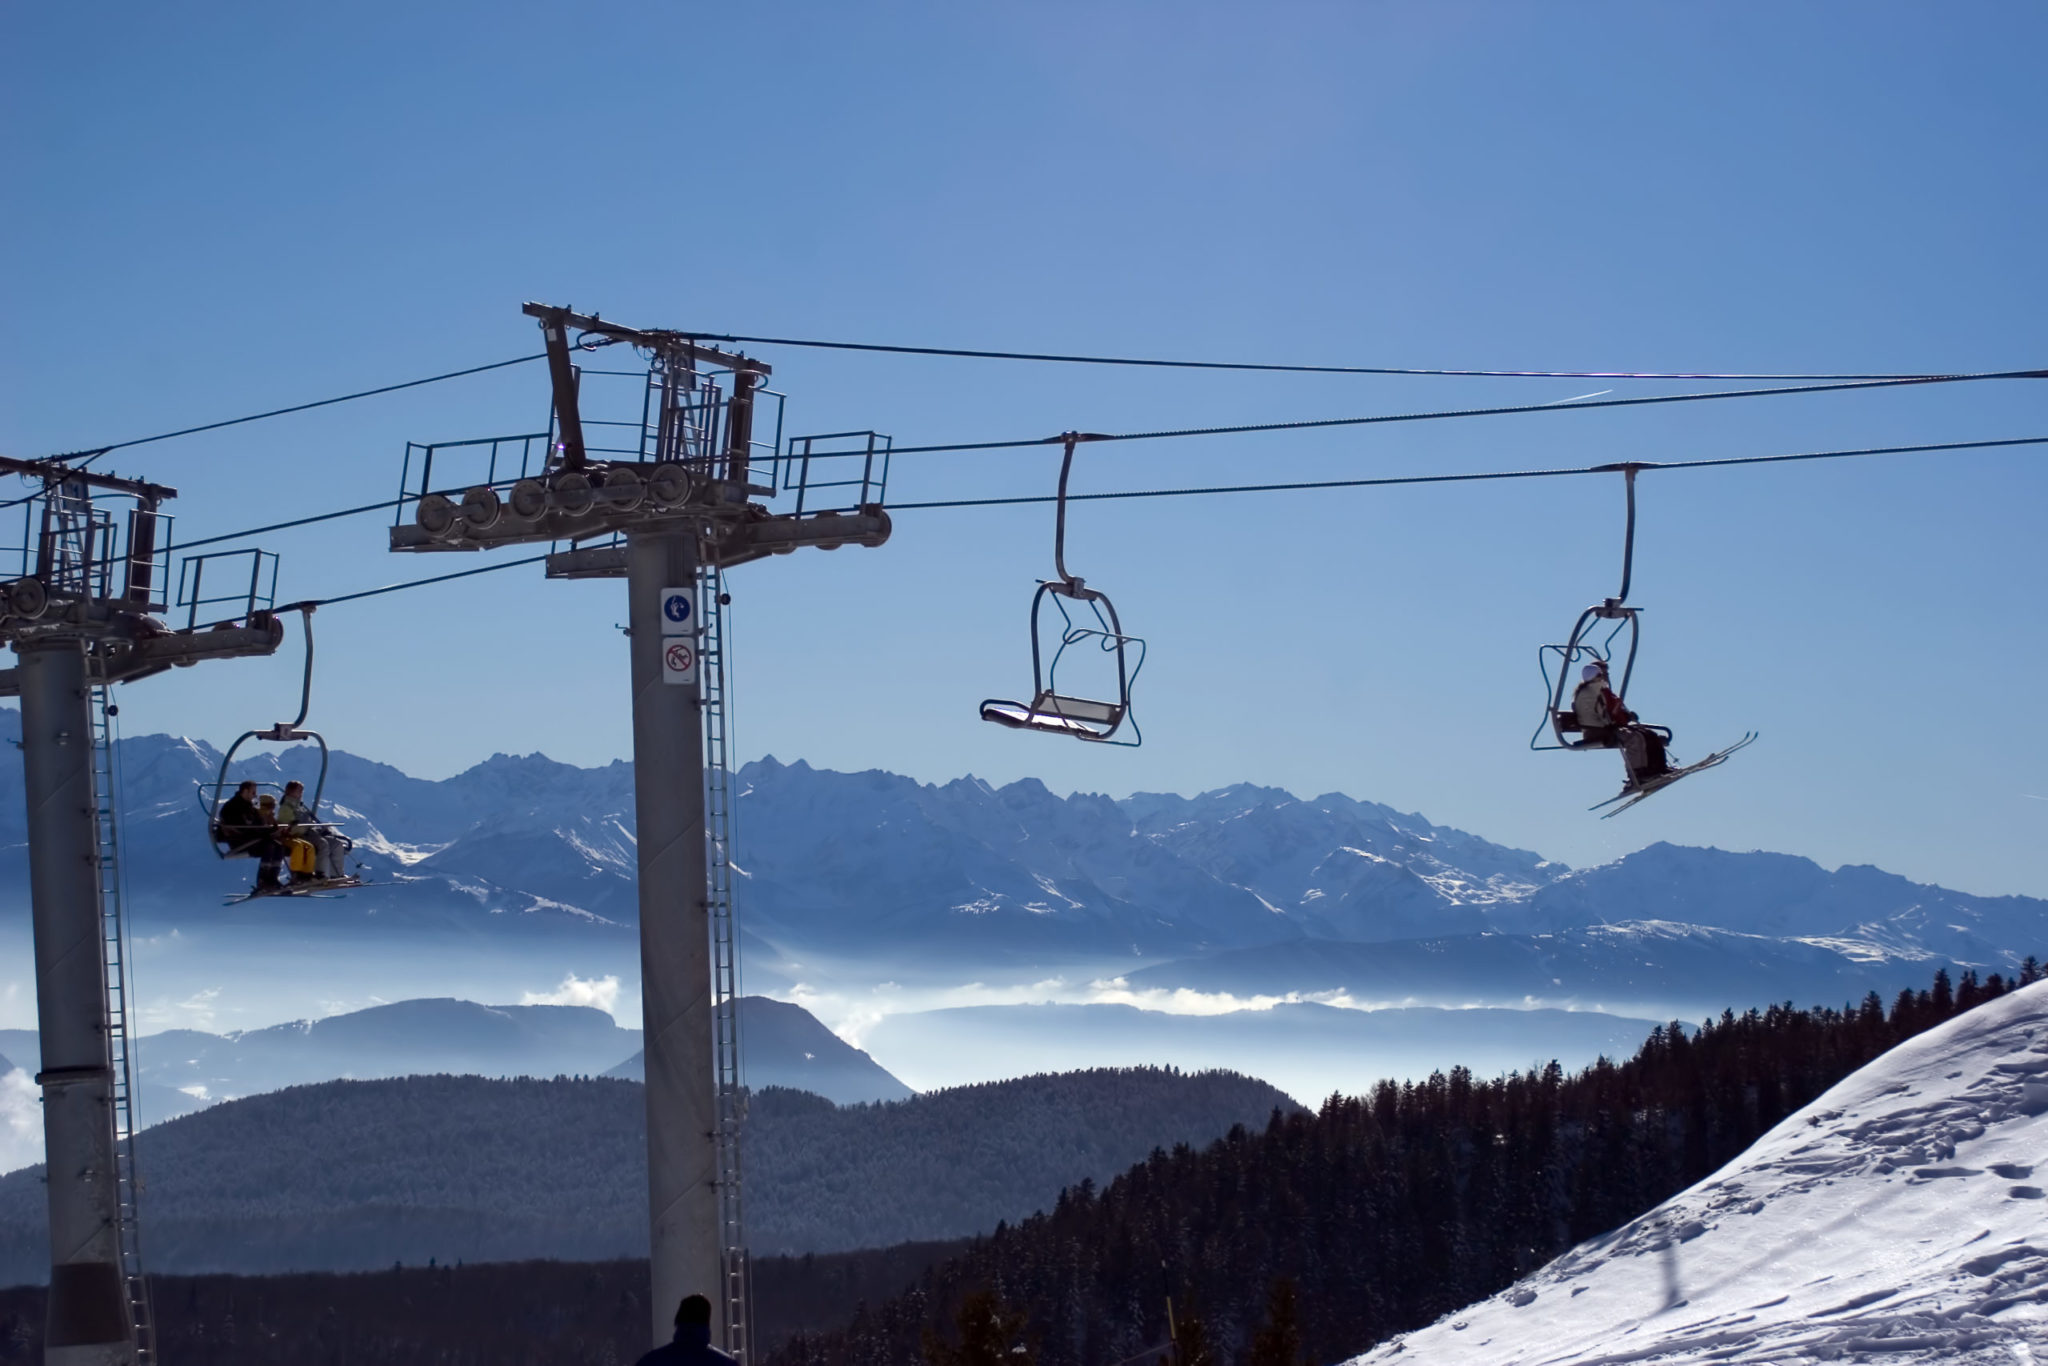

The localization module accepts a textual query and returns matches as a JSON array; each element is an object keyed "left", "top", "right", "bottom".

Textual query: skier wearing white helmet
[
  {"left": 1571, "top": 659, "right": 1626, "bottom": 744},
  {"left": 1570, "top": 658, "right": 1674, "bottom": 788}
]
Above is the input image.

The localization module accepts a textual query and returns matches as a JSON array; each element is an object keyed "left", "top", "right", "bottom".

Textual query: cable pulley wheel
[
  {"left": 598, "top": 465, "right": 645, "bottom": 512},
  {"left": 648, "top": 463, "right": 695, "bottom": 508},
  {"left": 509, "top": 479, "right": 548, "bottom": 520},
  {"left": 552, "top": 471, "right": 596, "bottom": 516},
  {"left": 460, "top": 486, "right": 503, "bottom": 530},
  {"left": 6, "top": 578, "right": 47, "bottom": 620},
  {"left": 415, "top": 493, "right": 459, "bottom": 537}
]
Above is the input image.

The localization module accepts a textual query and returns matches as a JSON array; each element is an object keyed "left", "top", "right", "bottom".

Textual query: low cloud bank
[
  {"left": 0, "top": 1065, "right": 40, "bottom": 1175},
  {"left": 521, "top": 973, "right": 624, "bottom": 1019}
]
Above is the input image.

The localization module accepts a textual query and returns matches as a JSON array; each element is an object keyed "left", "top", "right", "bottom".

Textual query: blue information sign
[{"left": 660, "top": 587, "right": 693, "bottom": 633}]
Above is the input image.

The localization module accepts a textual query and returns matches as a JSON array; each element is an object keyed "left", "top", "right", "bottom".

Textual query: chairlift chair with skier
[
  {"left": 197, "top": 605, "right": 365, "bottom": 897},
  {"left": 1531, "top": 464, "right": 1754, "bottom": 814}
]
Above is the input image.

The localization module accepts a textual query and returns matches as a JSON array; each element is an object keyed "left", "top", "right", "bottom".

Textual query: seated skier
[
  {"left": 1571, "top": 660, "right": 1629, "bottom": 746},
  {"left": 279, "top": 779, "right": 350, "bottom": 881},
  {"left": 214, "top": 780, "right": 285, "bottom": 891},
  {"left": 1618, "top": 723, "right": 1675, "bottom": 789},
  {"left": 1573, "top": 661, "right": 1674, "bottom": 788}
]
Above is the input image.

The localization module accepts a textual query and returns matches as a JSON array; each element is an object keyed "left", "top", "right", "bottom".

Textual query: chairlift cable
[
  {"left": 882, "top": 370, "right": 2048, "bottom": 457},
  {"left": 173, "top": 497, "right": 421, "bottom": 553},
  {"left": 888, "top": 434, "right": 2048, "bottom": 511},
  {"left": 15, "top": 360, "right": 2036, "bottom": 526},
  {"left": 290, "top": 552, "right": 557, "bottom": 610},
  {"left": 676, "top": 331, "right": 2033, "bottom": 383},
  {"left": 36, "top": 353, "right": 548, "bottom": 469},
  {"left": 148, "top": 373, "right": 1808, "bottom": 549},
  {"left": 19, "top": 354, "right": 2039, "bottom": 486},
  {"left": 152, "top": 429, "right": 2048, "bottom": 569},
  {"left": 187, "top": 551, "right": 554, "bottom": 629},
  {"left": 162, "top": 432, "right": 2042, "bottom": 629}
]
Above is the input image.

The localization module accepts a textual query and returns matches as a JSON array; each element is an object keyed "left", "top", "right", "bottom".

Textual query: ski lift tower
[
  {"left": 0, "top": 455, "right": 283, "bottom": 1366},
  {"left": 390, "top": 303, "right": 891, "bottom": 1356}
]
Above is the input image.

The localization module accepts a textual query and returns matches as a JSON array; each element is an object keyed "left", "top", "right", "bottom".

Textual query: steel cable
[
  {"left": 679, "top": 331, "right": 2039, "bottom": 383},
  {"left": 888, "top": 435, "right": 2048, "bottom": 511},
  {"left": 35, "top": 353, "right": 548, "bottom": 469},
  {"left": 882, "top": 370, "right": 2048, "bottom": 457}
]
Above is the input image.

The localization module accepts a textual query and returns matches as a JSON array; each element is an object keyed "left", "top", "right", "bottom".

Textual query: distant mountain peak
[{"left": 1, "top": 733, "right": 2039, "bottom": 1009}]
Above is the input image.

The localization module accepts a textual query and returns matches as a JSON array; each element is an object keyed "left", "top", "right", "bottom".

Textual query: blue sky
[{"left": 3, "top": 3, "right": 2044, "bottom": 896}]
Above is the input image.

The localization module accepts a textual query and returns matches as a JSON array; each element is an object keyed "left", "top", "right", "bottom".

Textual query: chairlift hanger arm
[
  {"left": 1618, "top": 466, "right": 1638, "bottom": 603},
  {"left": 1052, "top": 431, "right": 1111, "bottom": 586},
  {"left": 1587, "top": 462, "right": 1645, "bottom": 605},
  {"left": 520, "top": 303, "right": 771, "bottom": 376},
  {"left": 205, "top": 606, "right": 331, "bottom": 827},
  {"left": 257, "top": 605, "right": 318, "bottom": 736}
]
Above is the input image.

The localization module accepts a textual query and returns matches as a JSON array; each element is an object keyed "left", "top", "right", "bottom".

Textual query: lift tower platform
[
  {"left": 390, "top": 304, "right": 891, "bottom": 1357},
  {"left": 0, "top": 456, "right": 283, "bottom": 1366}
]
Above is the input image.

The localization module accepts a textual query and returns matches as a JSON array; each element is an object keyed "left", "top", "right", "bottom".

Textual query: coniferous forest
[
  {"left": 0, "top": 963, "right": 2035, "bottom": 1366},
  {"left": 774, "top": 964, "right": 2039, "bottom": 1366},
  {"left": 0, "top": 1066, "right": 1298, "bottom": 1283}
]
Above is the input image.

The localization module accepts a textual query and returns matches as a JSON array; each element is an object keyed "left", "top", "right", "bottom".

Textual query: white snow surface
[{"left": 1349, "top": 981, "right": 2048, "bottom": 1366}]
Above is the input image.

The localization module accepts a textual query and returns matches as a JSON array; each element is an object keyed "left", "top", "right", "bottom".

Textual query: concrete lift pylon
[
  {"left": 390, "top": 302, "right": 891, "bottom": 1355},
  {"left": 0, "top": 455, "right": 284, "bottom": 1366}
]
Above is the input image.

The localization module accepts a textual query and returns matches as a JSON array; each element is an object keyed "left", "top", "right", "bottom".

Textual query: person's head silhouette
[{"left": 676, "top": 1294, "right": 713, "bottom": 1328}]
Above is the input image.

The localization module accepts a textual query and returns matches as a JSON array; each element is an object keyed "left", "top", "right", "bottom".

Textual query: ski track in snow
[{"left": 1349, "top": 982, "right": 2048, "bottom": 1366}]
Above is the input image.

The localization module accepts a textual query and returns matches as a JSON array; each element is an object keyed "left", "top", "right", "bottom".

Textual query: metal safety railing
[
  {"left": 392, "top": 433, "right": 553, "bottom": 527},
  {"left": 174, "top": 548, "right": 278, "bottom": 631},
  {"left": 389, "top": 359, "right": 893, "bottom": 531},
  {"left": 780, "top": 430, "right": 891, "bottom": 515},
  {"left": 91, "top": 685, "right": 154, "bottom": 1363},
  {"left": 699, "top": 563, "right": 753, "bottom": 1362},
  {"left": 0, "top": 485, "right": 173, "bottom": 610}
]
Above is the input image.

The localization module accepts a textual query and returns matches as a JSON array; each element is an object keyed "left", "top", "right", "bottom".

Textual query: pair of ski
[
  {"left": 223, "top": 874, "right": 367, "bottom": 904},
  {"left": 1591, "top": 732, "right": 1758, "bottom": 818}
]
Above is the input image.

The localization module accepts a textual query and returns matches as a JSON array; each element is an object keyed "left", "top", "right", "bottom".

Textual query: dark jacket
[
  {"left": 216, "top": 794, "right": 269, "bottom": 839},
  {"left": 634, "top": 1324, "right": 737, "bottom": 1366}
]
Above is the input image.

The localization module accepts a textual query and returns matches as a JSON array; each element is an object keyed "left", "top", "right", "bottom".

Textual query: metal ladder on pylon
[
  {"left": 90, "top": 684, "right": 154, "bottom": 1364},
  {"left": 699, "top": 564, "right": 752, "bottom": 1363}
]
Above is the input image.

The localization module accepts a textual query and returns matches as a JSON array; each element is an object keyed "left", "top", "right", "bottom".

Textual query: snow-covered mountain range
[
  {"left": 0, "top": 712, "right": 2041, "bottom": 1027},
  {"left": 1348, "top": 979, "right": 2048, "bottom": 1365}
]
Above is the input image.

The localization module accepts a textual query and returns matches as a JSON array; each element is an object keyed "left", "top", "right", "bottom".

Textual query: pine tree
[
  {"left": 1242, "top": 1279, "right": 1300, "bottom": 1366},
  {"left": 777, "top": 964, "right": 2016, "bottom": 1366},
  {"left": 924, "top": 1289, "right": 1035, "bottom": 1366},
  {"left": 1169, "top": 1297, "right": 1214, "bottom": 1366}
]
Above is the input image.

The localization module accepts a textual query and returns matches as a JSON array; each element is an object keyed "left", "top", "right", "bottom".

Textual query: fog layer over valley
[
  {"left": 2, "top": 725, "right": 2043, "bottom": 1175},
  {"left": 0, "top": 996, "right": 906, "bottom": 1175}
]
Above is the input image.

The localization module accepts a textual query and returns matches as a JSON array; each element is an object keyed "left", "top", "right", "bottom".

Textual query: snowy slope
[{"left": 1350, "top": 981, "right": 2048, "bottom": 1366}]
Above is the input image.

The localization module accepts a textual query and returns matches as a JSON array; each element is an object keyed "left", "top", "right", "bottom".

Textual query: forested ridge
[
  {"left": 0, "top": 967, "right": 2033, "bottom": 1364},
  {"left": 773, "top": 963, "right": 2042, "bottom": 1366},
  {"left": 746, "top": 1070, "right": 1300, "bottom": 1253},
  {"left": 0, "top": 1066, "right": 1295, "bottom": 1281},
  {"left": 0, "top": 1245, "right": 975, "bottom": 1366}
]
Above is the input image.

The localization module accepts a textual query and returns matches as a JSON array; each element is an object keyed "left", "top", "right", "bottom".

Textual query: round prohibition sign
[{"left": 665, "top": 641, "right": 696, "bottom": 674}]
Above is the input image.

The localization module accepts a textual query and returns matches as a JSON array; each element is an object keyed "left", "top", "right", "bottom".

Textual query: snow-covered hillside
[{"left": 1350, "top": 981, "right": 2048, "bottom": 1365}]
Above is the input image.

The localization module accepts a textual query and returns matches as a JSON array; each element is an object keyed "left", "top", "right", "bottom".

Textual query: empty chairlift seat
[{"left": 981, "top": 690, "right": 1127, "bottom": 740}]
